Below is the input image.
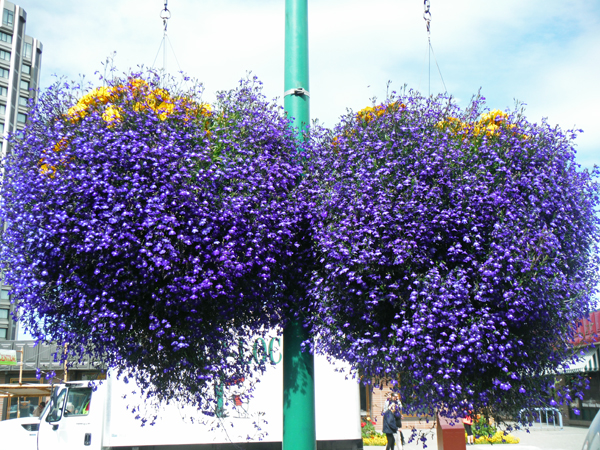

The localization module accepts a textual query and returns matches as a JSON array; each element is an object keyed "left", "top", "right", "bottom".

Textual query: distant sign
[{"left": 0, "top": 349, "right": 17, "bottom": 366}]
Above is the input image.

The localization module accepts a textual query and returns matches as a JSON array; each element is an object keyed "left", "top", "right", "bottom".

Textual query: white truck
[{"left": 1, "top": 345, "right": 362, "bottom": 450}]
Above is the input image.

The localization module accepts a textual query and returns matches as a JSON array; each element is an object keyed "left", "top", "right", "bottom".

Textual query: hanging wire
[
  {"left": 152, "top": 0, "right": 182, "bottom": 76},
  {"left": 423, "top": 0, "right": 447, "bottom": 96}
]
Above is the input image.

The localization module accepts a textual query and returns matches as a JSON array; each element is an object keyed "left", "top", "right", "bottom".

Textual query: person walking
[
  {"left": 463, "top": 411, "right": 475, "bottom": 446},
  {"left": 394, "top": 396, "right": 405, "bottom": 448},
  {"left": 383, "top": 403, "right": 399, "bottom": 450}
]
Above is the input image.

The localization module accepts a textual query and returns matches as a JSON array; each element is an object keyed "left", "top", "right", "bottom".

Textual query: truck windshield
[{"left": 45, "top": 386, "right": 93, "bottom": 421}]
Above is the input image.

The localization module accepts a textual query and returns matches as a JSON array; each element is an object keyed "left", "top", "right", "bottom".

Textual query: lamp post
[{"left": 282, "top": 1, "right": 315, "bottom": 450}]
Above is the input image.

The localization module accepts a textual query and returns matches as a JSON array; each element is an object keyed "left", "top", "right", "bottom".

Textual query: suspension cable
[
  {"left": 153, "top": 0, "right": 182, "bottom": 76},
  {"left": 423, "top": 0, "right": 447, "bottom": 96}
]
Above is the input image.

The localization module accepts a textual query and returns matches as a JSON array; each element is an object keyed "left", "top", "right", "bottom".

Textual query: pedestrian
[
  {"left": 383, "top": 393, "right": 396, "bottom": 412},
  {"left": 394, "top": 396, "right": 405, "bottom": 448},
  {"left": 383, "top": 403, "right": 399, "bottom": 450},
  {"left": 463, "top": 410, "right": 474, "bottom": 446}
]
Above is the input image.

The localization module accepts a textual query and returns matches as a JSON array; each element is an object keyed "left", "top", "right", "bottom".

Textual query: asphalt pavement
[{"left": 364, "top": 424, "right": 589, "bottom": 450}]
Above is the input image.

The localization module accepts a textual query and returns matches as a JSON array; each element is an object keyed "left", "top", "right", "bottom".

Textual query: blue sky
[{"left": 17, "top": 0, "right": 600, "bottom": 169}]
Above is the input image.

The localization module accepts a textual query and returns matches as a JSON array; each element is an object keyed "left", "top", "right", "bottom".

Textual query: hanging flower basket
[
  {"left": 303, "top": 89, "right": 600, "bottom": 418},
  {"left": 0, "top": 72, "right": 308, "bottom": 408}
]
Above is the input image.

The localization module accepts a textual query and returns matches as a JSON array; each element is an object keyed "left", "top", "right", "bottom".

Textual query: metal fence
[{"left": 518, "top": 407, "right": 563, "bottom": 429}]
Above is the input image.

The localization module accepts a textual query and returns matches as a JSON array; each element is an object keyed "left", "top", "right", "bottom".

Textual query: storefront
[
  {"left": 0, "top": 341, "right": 106, "bottom": 421},
  {"left": 360, "top": 379, "right": 434, "bottom": 432},
  {"left": 559, "top": 311, "right": 600, "bottom": 427}
]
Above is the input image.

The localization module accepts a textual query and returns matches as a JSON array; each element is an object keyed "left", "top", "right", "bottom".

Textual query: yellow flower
[
  {"left": 102, "top": 104, "right": 122, "bottom": 124},
  {"left": 156, "top": 101, "right": 175, "bottom": 121},
  {"left": 66, "top": 104, "right": 88, "bottom": 123},
  {"left": 127, "top": 78, "right": 149, "bottom": 96},
  {"left": 133, "top": 102, "right": 148, "bottom": 112},
  {"left": 53, "top": 137, "right": 68, "bottom": 153},
  {"left": 93, "top": 86, "right": 116, "bottom": 104},
  {"left": 357, "top": 102, "right": 406, "bottom": 123},
  {"left": 198, "top": 103, "right": 211, "bottom": 116},
  {"left": 470, "top": 431, "right": 520, "bottom": 445},
  {"left": 65, "top": 86, "right": 118, "bottom": 123},
  {"left": 145, "top": 88, "right": 171, "bottom": 111},
  {"left": 39, "top": 162, "right": 56, "bottom": 178},
  {"left": 480, "top": 109, "right": 508, "bottom": 125}
]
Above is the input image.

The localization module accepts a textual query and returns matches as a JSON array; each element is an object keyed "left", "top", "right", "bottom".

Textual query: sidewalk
[{"left": 364, "top": 425, "right": 588, "bottom": 450}]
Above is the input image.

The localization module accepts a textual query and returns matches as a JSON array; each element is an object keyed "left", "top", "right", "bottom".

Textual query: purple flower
[
  {"left": 0, "top": 71, "right": 310, "bottom": 410},
  {"left": 301, "top": 92, "right": 600, "bottom": 420}
]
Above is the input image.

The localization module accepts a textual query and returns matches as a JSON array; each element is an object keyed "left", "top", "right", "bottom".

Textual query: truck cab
[
  {"left": 38, "top": 382, "right": 104, "bottom": 450},
  {"left": 0, "top": 416, "right": 40, "bottom": 450}
]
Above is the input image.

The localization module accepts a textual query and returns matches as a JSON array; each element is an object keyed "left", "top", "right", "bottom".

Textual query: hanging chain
[
  {"left": 424, "top": 0, "right": 431, "bottom": 95},
  {"left": 423, "top": 0, "right": 431, "bottom": 38},
  {"left": 160, "top": 0, "right": 171, "bottom": 33},
  {"left": 422, "top": 0, "right": 446, "bottom": 95}
]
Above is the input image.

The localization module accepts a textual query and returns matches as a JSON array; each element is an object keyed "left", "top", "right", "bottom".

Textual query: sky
[{"left": 16, "top": 0, "right": 600, "bottom": 169}]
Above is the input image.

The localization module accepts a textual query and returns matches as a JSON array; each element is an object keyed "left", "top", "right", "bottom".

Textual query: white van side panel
[
  {"left": 102, "top": 363, "right": 284, "bottom": 447},
  {"left": 314, "top": 355, "right": 361, "bottom": 441},
  {"left": 102, "top": 354, "right": 360, "bottom": 448}
]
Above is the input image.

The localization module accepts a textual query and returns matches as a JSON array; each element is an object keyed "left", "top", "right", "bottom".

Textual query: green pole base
[{"left": 283, "top": 320, "right": 316, "bottom": 450}]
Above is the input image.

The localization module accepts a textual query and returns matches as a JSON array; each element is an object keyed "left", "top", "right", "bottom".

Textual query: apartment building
[{"left": 0, "top": 0, "right": 42, "bottom": 342}]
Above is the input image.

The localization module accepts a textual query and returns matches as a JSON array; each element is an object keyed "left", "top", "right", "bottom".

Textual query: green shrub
[{"left": 473, "top": 416, "right": 497, "bottom": 438}]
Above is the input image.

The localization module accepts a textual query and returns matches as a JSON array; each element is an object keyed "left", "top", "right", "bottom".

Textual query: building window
[
  {"left": 22, "top": 64, "right": 30, "bottom": 74},
  {"left": 0, "top": 49, "right": 10, "bottom": 61},
  {"left": 0, "top": 328, "right": 6, "bottom": 339},
  {"left": 0, "top": 67, "right": 7, "bottom": 79},
  {"left": 19, "top": 79, "right": 28, "bottom": 90},
  {"left": 17, "top": 112, "right": 26, "bottom": 123},
  {"left": 23, "top": 42, "right": 32, "bottom": 59},
  {"left": 0, "top": 104, "right": 5, "bottom": 115},
  {"left": 19, "top": 95, "right": 27, "bottom": 106},
  {"left": 2, "top": 9, "right": 14, "bottom": 27},
  {"left": 0, "top": 309, "right": 8, "bottom": 319},
  {"left": 0, "top": 31, "right": 11, "bottom": 44},
  {"left": 0, "top": 86, "right": 7, "bottom": 97},
  {"left": 0, "top": 123, "right": 5, "bottom": 134}
]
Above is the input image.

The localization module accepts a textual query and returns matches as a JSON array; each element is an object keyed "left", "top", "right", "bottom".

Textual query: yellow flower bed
[
  {"left": 363, "top": 430, "right": 520, "bottom": 446},
  {"left": 362, "top": 435, "right": 389, "bottom": 446},
  {"left": 470, "top": 431, "right": 520, "bottom": 445}
]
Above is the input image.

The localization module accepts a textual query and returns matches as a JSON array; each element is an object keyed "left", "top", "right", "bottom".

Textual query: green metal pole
[
  {"left": 284, "top": 0, "right": 310, "bottom": 133},
  {"left": 283, "top": 322, "right": 316, "bottom": 450},
  {"left": 283, "top": 1, "right": 315, "bottom": 450}
]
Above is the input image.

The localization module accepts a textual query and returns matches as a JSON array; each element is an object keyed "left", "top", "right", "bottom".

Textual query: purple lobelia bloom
[
  {"left": 2, "top": 69, "right": 598, "bottom": 426},
  {"left": 302, "top": 91, "right": 600, "bottom": 421},
  {"left": 0, "top": 72, "right": 309, "bottom": 411}
]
